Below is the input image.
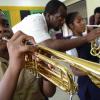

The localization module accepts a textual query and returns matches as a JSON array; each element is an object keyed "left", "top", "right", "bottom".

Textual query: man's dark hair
[
  {"left": 44, "top": 0, "right": 66, "bottom": 15},
  {"left": 94, "top": 7, "right": 100, "bottom": 14},
  {"left": 65, "top": 12, "right": 79, "bottom": 28}
]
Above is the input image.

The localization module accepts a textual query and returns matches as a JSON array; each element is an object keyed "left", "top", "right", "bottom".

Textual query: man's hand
[
  {"left": 7, "top": 31, "right": 35, "bottom": 71},
  {"left": 86, "top": 27, "right": 100, "bottom": 42}
]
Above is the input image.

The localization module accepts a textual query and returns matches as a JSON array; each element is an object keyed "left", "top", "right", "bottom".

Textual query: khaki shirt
[{"left": 0, "top": 57, "right": 45, "bottom": 100}]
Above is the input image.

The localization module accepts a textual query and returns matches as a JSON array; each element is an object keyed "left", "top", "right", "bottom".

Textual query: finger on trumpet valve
[{"left": 47, "top": 63, "right": 55, "bottom": 70}]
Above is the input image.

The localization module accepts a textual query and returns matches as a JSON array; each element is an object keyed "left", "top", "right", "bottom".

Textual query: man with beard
[{"left": 13, "top": 0, "right": 100, "bottom": 51}]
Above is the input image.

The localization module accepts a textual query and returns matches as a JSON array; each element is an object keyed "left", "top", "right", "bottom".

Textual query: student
[
  {"left": 0, "top": 10, "right": 56, "bottom": 100},
  {"left": 89, "top": 7, "right": 100, "bottom": 25},
  {"left": 66, "top": 12, "right": 100, "bottom": 100}
]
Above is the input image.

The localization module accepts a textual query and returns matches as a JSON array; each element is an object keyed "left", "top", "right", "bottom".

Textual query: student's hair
[
  {"left": 66, "top": 12, "right": 79, "bottom": 28},
  {"left": 94, "top": 7, "right": 100, "bottom": 14},
  {"left": 44, "top": 0, "right": 66, "bottom": 15}
]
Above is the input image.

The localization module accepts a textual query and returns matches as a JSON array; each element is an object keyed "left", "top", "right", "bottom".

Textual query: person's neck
[{"left": 73, "top": 31, "right": 82, "bottom": 36}]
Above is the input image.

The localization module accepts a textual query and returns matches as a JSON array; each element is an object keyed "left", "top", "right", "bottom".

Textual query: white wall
[
  {"left": 64, "top": 0, "right": 80, "bottom": 6},
  {"left": 67, "top": 0, "right": 87, "bottom": 23},
  {"left": 86, "top": 0, "right": 100, "bottom": 24},
  {"left": 0, "top": 0, "right": 50, "bottom": 6}
]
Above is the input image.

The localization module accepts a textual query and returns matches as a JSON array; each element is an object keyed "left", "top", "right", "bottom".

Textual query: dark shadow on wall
[{"left": 20, "top": 10, "right": 31, "bottom": 20}]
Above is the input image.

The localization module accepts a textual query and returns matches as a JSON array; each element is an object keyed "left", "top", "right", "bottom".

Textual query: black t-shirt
[
  {"left": 76, "top": 43, "right": 99, "bottom": 88},
  {"left": 76, "top": 43, "right": 99, "bottom": 63}
]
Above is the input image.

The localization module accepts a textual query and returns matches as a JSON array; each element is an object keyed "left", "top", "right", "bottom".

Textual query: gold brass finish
[
  {"left": 90, "top": 37, "right": 100, "bottom": 58},
  {"left": 25, "top": 45, "right": 100, "bottom": 94},
  {"left": 87, "top": 25, "right": 100, "bottom": 58}
]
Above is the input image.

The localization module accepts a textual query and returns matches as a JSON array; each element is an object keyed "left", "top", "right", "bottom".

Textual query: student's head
[
  {"left": 44, "top": 0, "right": 67, "bottom": 31},
  {"left": 66, "top": 12, "right": 85, "bottom": 35},
  {"left": 0, "top": 10, "right": 13, "bottom": 59},
  {"left": 0, "top": 10, "right": 13, "bottom": 39},
  {"left": 94, "top": 7, "right": 100, "bottom": 25}
]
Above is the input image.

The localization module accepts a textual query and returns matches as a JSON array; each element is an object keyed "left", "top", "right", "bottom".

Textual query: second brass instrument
[
  {"left": 87, "top": 25, "right": 100, "bottom": 58},
  {"left": 91, "top": 37, "right": 100, "bottom": 58},
  {"left": 25, "top": 44, "right": 100, "bottom": 94}
]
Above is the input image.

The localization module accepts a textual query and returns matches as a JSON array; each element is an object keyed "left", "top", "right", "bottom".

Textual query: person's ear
[
  {"left": 45, "top": 13, "right": 50, "bottom": 21},
  {"left": 69, "top": 23, "right": 74, "bottom": 30}
]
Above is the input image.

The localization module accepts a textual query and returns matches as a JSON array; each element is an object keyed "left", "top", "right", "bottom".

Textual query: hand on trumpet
[
  {"left": 7, "top": 31, "right": 36, "bottom": 71},
  {"left": 86, "top": 26, "right": 100, "bottom": 42}
]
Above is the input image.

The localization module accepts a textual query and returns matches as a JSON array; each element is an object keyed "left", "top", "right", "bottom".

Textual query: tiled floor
[
  {"left": 49, "top": 87, "right": 80, "bottom": 100},
  {"left": 49, "top": 62, "right": 80, "bottom": 100}
]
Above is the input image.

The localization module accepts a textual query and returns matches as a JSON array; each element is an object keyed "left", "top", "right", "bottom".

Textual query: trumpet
[
  {"left": 25, "top": 44, "right": 100, "bottom": 95},
  {"left": 87, "top": 25, "right": 100, "bottom": 58},
  {"left": 91, "top": 37, "right": 100, "bottom": 58}
]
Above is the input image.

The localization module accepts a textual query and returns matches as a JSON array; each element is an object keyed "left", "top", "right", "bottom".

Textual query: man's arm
[
  {"left": 40, "top": 28, "right": 100, "bottom": 51},
  {"left": 40, "top": 37, "right": 87, "bottom": 51}
]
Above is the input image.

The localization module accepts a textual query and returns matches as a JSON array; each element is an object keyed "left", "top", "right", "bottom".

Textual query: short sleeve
[{"left": 12, "top": 14, "right": 51, "bottom": 43}]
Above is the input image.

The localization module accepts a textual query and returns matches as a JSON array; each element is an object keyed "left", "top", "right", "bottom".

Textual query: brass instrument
[
  {"left": 25, "top": 44, "right": 100, "bottom": 95},
  {"left": 90, "top": 37, "right": 100, "bottom": 58},
  {"left": 87, "top": 25, "right": 100, "bottom": 58}
]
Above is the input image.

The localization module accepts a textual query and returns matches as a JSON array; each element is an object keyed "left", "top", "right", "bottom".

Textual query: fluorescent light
[{"left": 59, "top": 0, "right": 66, "bottom": 2}]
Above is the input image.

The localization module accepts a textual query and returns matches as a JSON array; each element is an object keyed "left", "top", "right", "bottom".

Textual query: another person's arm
[
  {"left": 70, "top": 66, "right": 86, "bottom": 76},
  {"left": 40, "top": 27, "right": 100, "bottom": 51},
  {"left": 42, "top": 79, "right": 56, "bottom": 97}
]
